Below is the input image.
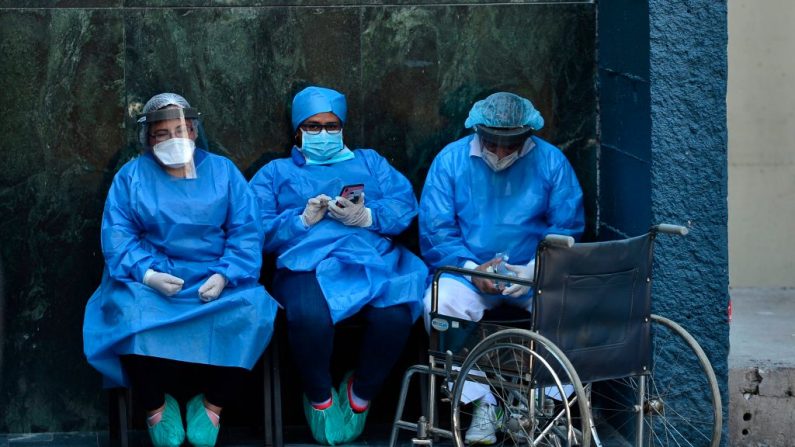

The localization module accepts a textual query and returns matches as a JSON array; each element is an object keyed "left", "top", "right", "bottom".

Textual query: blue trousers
[
  {"left": 273, "top": 270, "right": 413, "bottom": 402},
  {"left": 121, "top": 355, "right": 249, "bottom": 411}
]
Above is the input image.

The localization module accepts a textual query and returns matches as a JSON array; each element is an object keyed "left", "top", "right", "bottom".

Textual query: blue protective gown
[
  {"left": 84, "top": 149, "right": 278, "bottom": 388},
  {"left": 419, "top": 135, "right": 584, "bottom": 289},
  {"left": 249, "top": 147, "right": 428, "bottom": 323}
]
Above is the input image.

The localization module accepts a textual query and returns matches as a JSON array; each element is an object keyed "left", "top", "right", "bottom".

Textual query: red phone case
[{"left": 338, "top": 184, "right": 364, "bottom": 205}]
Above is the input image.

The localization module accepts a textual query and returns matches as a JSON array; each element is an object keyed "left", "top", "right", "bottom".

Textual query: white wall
[{"left": 728, "top": 0, "right": 795, "bottom": 287}]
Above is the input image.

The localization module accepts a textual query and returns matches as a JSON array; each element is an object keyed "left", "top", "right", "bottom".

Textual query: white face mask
[
  {"left": 153, "top": 138, "right": 195, "bottom": 167},
  {"left": 482, "top": 149, "right": 519, "bottom": 172}
]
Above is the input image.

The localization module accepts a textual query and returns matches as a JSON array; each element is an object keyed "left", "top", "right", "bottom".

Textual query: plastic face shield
[{"left": 143, "top": 107, "right": 200, "bottom": 179}]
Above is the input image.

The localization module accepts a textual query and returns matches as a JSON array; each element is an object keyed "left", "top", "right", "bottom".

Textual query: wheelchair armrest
[{"left": 430, "top": 266, "right": 535, "bottom": 315}]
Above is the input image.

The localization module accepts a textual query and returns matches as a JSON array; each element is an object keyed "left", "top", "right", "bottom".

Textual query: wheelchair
[{"left": 390, "top": 225, "right": 722, "bottom": 447}]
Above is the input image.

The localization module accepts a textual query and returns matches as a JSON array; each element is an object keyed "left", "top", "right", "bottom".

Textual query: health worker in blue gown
[
  {"left": 249, "top": 86, "right": 427, "bottom": 445},
  {"left": 419, "top": 92, "right": 585, "bottom": 445},
  {"left": 83, "top": 93, "right": 278, "bottom": 447}
]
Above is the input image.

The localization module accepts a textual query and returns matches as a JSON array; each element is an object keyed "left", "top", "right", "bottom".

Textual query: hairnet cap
[
  {"left": 291, "top": 86, "right": 347, "bottom": 131},
  {"left": 139, "top": 93, "right": 191, "bottom": 122},
  {"left": 464, "top": 92, "right": 544, "bottom": 131}
]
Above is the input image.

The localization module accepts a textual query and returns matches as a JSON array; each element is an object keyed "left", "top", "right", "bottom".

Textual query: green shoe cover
[
  {"left": 147, "top": 394, "right": 185, "bottom": 447},
  {"left": 302, "top": 391, "right": 345, "bottom": 445},
  {"left": 186, "top": 394, "right": 220, "bottom": 447},
  {"left": 337, "top": 371, "right": 370, "bottom": 443}
]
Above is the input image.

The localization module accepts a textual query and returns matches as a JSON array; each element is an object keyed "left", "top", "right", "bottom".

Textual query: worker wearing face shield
[
  {"left": 249, "top": 86, "right": 427, "bottom": 445},
  {"left": 137, "top": 100, "right": 202, "bottom": 179},
  {"left": 419, "top": 92, "right": 585, "bottom": 444},
  {"left": 83, "top": 93, "right": 278, "bottom": 447}
]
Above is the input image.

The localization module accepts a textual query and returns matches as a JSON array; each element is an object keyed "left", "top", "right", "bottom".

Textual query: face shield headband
[
  {"left": 143, "top": 107, "right": 199, "bottom": 123},
  {"left": 474, "top": 124, "right": 534, "bottom": 147}
]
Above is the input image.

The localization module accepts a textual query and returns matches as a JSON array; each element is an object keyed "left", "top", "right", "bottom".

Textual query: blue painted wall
[
  {"left": 599, "top": 0, "right": 729, "bottom": 443},
  {"left": 648, "top": 1, "right": 729, "bottom": 441},
  {"left": 597, "top": 0, "right": 651, "bottom": 240}
]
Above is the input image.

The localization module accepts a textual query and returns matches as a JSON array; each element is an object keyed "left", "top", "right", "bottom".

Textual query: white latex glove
[
  {"left": 143, "top": 269, "right": 185, "bottom": 297},
  {"left": 501, "top": 260, "right": 536, "bottom": 298},
  {"left": 327, "top": 193, "right": 372, "bottom": 227},
  {"left": 300, "top": 194, "right": 332, "bottom": 227},
  {"left": 198, "top": 273, "right": 227, "bottom": 302}
]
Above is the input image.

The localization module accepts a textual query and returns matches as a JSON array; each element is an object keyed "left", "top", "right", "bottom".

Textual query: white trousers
[
  {"left": 423, "top": 278, "right": 533, "bottom": 404},
  {"left": 423, "top": 278, "right": 571, "bottom": 404},
  {"left": 423, "top": 277, "right": 533, "bottom": 332}
]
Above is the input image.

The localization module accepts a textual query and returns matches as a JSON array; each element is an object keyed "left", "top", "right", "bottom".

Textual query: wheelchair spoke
[
  {"left": 588, "top": 316, "right": 721, "bottom": 447},
  {"left": 451, "top": 332, "right": 590, "bottom": 447}
]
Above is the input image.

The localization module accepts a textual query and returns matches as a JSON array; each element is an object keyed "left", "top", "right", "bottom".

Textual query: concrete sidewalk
[{"left": 728, "top": 287, "right": 795, "bottom": 447}]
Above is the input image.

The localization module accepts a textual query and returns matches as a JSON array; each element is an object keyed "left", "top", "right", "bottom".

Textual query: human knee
[
  {"left": 285, "top": 306, "right": 332, "bottom": 338},
  {"left": 368, "top": 304, "right": 413, "bottom": 330}
]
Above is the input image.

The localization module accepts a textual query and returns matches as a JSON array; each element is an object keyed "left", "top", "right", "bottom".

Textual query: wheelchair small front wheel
[{"left": 450, "top": 329, "right": 591, "bottom": 447}]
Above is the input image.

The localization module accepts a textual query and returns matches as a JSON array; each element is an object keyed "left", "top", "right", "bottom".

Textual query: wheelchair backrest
[{"left": 533, "top": 233, "right": 655, "bottom": 383}]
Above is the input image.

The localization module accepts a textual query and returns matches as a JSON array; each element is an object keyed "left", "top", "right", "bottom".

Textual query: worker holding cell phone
[{"left": 249, "top": 86, "right": 428, "bottom": 445}]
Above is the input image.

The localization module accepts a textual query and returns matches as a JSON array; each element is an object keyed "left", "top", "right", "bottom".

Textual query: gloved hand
[
  {"left": 198, "top": 273, "right": 227, "bottom": 302},
  {"left": 300, "top": 194, "right": 331, "bottom": 227},
  {"left": 143, "top": 269, "right": 185, "bottom": 297},
  {"left": 327, "top": 193, "right": 372, "bottom": 227},
  {"left": 470, "top": 258, "right": 503, "bottom": 294},
  {"left": 501, "top": 260, "right": 536, "bottom": 298}
]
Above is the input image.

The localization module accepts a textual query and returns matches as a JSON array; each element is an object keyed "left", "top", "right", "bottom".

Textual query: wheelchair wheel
[
  {"left": 451, "top": 329, "right": 591, "bottom": 447},
  {"left": 589, "top": 314, "right": 722, "bottom": 447}
]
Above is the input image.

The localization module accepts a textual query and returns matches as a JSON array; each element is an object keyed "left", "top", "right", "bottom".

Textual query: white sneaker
[{"left": 464, "top": 403, "right": 503, "bottom": 445}]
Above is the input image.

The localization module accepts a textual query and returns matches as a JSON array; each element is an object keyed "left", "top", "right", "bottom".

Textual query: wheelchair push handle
[
  {"left": 543, "top": 234, "right": 575, "bottom": 248},
  {"left": 653, "top": 224, "right": 689, "bottom": 236}
]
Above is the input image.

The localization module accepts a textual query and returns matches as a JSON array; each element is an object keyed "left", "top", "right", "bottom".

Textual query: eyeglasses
[
  {"left": 482, "top": 140, "right": 523, "bottom": 153},
  {"left": 300, "top": 122, "right": 343, "bottom": 135},
  {"left": 149, "top": 125, "right": 194, "bottom": 143}
]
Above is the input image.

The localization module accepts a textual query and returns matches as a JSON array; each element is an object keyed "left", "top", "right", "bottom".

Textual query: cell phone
[{"left": 338, "top": 184, "right": 364, "bottom": 206}]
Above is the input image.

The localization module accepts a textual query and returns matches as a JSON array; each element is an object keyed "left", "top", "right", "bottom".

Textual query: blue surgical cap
[
  {"left": 291, "top": 86, "right": 348, "bottom": 131},
  {"left": 464, "top": 92, "right": 544, "bottom": 131}
]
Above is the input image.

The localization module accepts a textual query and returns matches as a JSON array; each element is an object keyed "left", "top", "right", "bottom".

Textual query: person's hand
[
  {"left": 470, "top": 258, "right": 503, "bottom": 294},
  {"left": 327, "top": 193, "right": 372, "bottom": 227},
  {"left": 198, "top": 273, "right": 227, "bottom": 302},
  {"left": 501, "top": 260, "right": 536, "bottom": 298},
  {"left": 300, "top": 194, "right": 332, "bottom": 227},
  {"left": 143, "top": 269, "right": 184, "bottom": 297}
]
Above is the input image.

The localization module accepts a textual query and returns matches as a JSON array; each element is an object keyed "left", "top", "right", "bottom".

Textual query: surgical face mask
[
  {"left": 301, "top": 130, "right": 344, "bottom": 161},
  {"left": 153, "top": 137, "right": 195, "bottom": 168},
  {"left": 482, "top": 149, "right": 519, "bottom": 172}
]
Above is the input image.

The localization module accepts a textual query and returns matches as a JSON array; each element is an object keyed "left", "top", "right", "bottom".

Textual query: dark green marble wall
[{"left": 0, "top": 2, "right": 596, "bottom": 432}]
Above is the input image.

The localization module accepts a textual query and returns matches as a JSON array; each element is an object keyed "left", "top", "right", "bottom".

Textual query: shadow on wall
[{"left": 0, "top": 255, "right": 4, "bottom": 390}]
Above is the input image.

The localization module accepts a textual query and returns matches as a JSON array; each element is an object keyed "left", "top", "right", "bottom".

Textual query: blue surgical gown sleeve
[
  {"left": 249, "top": 163, "right": 309, "bottom": 254},
  {"left": 207, "top": 163, "right": 265, "bottom": 287},
  {"left": 418, "top": 154, "right": 479, "bottom": 269},
  {"left": 101, "top": 167, "right": 162, "bottom": 283},
  {"left": 361, "top": 150, "right": 418, "bottom": 235},
  {"left": 545, "top": 156, "right": 585, "bottom": 239}
]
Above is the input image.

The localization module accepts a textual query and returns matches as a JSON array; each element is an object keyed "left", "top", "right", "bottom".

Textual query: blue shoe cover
[
  {"left": 337, "top": 371, "right": 370, "bottom": 443},
  {"left": 302, "top": 390, "right": 345, "bottom": 445},
  {"left": 186, "top": 394, "right": 220, "bottom": 447},
  {"left": 147, "top": 394, "right": 185, "bottom": 447}
]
